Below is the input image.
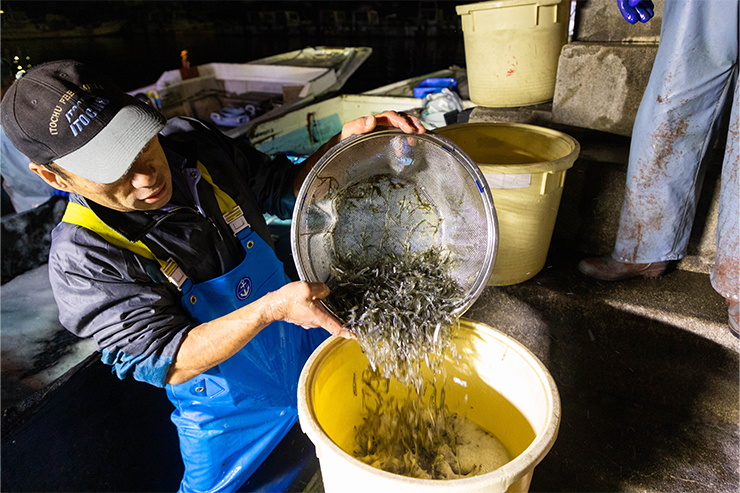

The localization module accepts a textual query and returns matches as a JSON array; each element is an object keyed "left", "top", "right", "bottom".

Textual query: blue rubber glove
[{"left": 617, "top": 0, "right": 655, "bottom": 24}]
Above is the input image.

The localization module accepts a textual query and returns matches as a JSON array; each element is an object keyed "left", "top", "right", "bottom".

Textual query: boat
[
  {"left": 230, "top": 66, "right": 474, "bottom": 156},
  {"left": 127, "top": 46, "right": 372, "bottom": 132}
]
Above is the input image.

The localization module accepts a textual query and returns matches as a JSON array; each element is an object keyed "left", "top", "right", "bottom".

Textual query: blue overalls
[{"left": 62, "top": 163, "right": 327, "bottom": 492}]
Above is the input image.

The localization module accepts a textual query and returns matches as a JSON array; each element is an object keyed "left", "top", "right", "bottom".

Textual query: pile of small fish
[
  {"left": 352, "top": 368, "right": 511, "bottom": 480},
  {"left": 326, "top": 247, "right": 465, "bottom": 390},
  {"left": 353, "top": 368, "right": 460, "bottom": 479},
  {"left": 322, "top": 172, "right": 504, "bottom": 479}
]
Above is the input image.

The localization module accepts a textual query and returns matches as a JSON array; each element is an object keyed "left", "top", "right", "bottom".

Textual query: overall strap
[
  {"left": 197, "top": 162, "right": 249, "bottom": 235},
  {"left": 62, "top": 202, "right": 160, "bottom": 265},
  {"left": 61, "top": 201, "right": 190, "bottom": 289}
]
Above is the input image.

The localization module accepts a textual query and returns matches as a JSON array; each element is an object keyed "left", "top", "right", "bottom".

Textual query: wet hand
[
  {"left": 617, "top": 0, "right": 654, "bottom": 24},
  {"left": 340, "top": 111, "right": 426, "bottom": 140},
  {"left": 266, "top": 281, "right": 351, "bottom": 339},
  {"left": 294, "top": 112, "right": 425, "bottom": 197}
]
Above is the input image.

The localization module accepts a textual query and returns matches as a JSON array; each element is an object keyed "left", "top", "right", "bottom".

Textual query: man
[
  {"left": 579, "top": 0, "right": 739, "bottom": 336},
  {"left": 0, "top": 59, "right": 425, "bottom": 492}
]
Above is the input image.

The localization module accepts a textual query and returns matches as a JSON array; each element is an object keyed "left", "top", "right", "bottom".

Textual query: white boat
[
  {"left": 127, "top": 46, "right": 372, "bottom": 130},
  {"left": 228, "top": 66, "right": 475, "bottom": 156}
]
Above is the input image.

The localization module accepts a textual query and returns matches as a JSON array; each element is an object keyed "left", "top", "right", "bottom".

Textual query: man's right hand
[
  {"left": 617, "top": 0, "right": 655, "bottom": 24},
  {"left": 265, "top": 281, "right": 351, "bottom": 339},
  {"left": 167, "top": 281, "right": 350, "bottom": 385}
]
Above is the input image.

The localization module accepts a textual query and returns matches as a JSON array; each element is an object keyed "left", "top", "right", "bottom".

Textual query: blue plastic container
[{"left": 413, "top": 78, "right": 457, "bottom": 99}]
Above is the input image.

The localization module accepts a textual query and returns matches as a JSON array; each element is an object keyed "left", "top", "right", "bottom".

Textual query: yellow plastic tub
[
  {"left": 437, "top": 123, "right": 579, "bottom": 286},
  {"left": 456, "top": 0, "right": 571, "bottom": 107},
  {"left": 298, "top": 319, "right": 561, "bottom": 493}
]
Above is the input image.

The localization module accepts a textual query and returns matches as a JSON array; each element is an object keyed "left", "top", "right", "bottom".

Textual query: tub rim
[
  {"left": 297, "top": 317, "right": 562, "bottom": 491},
  {"left": 436, "top": 122, "right": 581, "bottom": 175}
]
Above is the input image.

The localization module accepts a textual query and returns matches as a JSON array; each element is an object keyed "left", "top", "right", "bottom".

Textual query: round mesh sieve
[{"left": 291, "top": 130, "right": 498, "bottom": 318}]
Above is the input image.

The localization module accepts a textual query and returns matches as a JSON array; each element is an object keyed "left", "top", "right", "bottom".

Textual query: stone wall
[
  {"left": 574, "top": 0, "right": 663, "bottom": 42},
  {"left": 552, "top": 42, "right": 657, "bottom": 137},
  {"left": 552, "top": 0, "right": 662, "bottom": 136}
]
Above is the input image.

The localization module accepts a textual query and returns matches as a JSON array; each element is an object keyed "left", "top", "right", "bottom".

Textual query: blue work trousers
[{"left": 613, "top": 0, "right": 739, "bottom": 301}]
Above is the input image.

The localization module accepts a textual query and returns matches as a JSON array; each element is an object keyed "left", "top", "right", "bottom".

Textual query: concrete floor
[{"left": 468, "top": 250, "right": 739, "bottom": 492}]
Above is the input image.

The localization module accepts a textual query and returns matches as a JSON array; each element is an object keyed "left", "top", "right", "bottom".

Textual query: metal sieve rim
[{"left": 291, "top": 129, "right": 498, "bottom": 319}]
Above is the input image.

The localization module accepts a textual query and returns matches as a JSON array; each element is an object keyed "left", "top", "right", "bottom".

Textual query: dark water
[{"left": 2, "top": 31, "right": 467, "bottom": 94}]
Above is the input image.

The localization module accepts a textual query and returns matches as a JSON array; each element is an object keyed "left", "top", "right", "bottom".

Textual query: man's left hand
[{"left": 340, "top": 111, "right": 425, "bottom": 140}]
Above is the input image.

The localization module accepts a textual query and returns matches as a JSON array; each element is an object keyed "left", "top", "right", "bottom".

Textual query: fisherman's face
[{"left": 53, "top": 136, "right": 172, "bottom": 212}]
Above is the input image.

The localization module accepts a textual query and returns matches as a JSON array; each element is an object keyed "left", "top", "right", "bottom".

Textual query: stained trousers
[{"left": 613, "top": 0, "right": 739, "bottom": 301}]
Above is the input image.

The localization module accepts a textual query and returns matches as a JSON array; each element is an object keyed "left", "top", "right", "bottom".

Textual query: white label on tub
[{"left": 484, "top": 173, "right": 531, "bottom": 189}]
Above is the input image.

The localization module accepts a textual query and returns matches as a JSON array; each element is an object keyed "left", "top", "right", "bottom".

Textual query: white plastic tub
[{"left": 298, "top": 318, "right": 561, "bottom": 492}]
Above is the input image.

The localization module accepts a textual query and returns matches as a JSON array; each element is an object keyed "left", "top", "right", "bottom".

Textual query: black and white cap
[{"left": 0, "top": 60, "right": 166, "bottom": 184}]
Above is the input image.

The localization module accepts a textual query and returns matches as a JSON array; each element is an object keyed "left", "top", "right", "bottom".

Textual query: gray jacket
[{"left": 48, "top": 117, "right": 297, "bottom": 387}]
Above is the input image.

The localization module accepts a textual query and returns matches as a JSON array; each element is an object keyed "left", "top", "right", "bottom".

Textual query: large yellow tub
[
  {"left": 456, "top": 0, "right": 571, "bottom": 107},
  {"left": 298, "top": 319, "right": 561, "bottom": 492},
  {"left": 437, "top": 123, "right": 580, "bottom": 286}
]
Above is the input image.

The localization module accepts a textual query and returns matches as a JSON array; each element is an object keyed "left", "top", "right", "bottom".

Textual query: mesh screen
[{"left": 292, "top": 130, "right": 497, "bottom": 315}]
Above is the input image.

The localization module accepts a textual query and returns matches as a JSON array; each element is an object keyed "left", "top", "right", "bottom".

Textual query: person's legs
[
  {"left": 613, "top": 0, "right": 739, "bottom": 263},
  {"left": 580, "top": 0, "right": 739, "bottom": 281}
]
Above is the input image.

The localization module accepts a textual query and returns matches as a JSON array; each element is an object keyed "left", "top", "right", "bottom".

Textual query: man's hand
[
  {"left": 166, "top": 281, "right": 349, "bottom": 385},
  {"left": 340, "top": 110, "right": 426, "bottom": 140},
  {"left": 294, "top": 111, "right": 426, "bottom": 196},
  {"left": 617, "top": 0, "right": 655, "bottom": 24},
  {"left": 265, "top": 281, "right": 351, "bottom": 338}
]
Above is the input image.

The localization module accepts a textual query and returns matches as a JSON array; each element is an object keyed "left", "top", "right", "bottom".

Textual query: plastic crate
[{"left": 413, "top": 78, "right": 457, "bottom": 99}]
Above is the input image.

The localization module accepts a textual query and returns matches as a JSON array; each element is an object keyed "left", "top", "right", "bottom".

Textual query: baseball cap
[{"left": 0, "top": 60, "right": 166, "bottom": 184}]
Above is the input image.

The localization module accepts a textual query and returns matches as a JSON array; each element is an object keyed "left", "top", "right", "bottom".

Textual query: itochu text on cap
[{"left": 0, "top": 59, "right": 166, "bottom": 184}]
